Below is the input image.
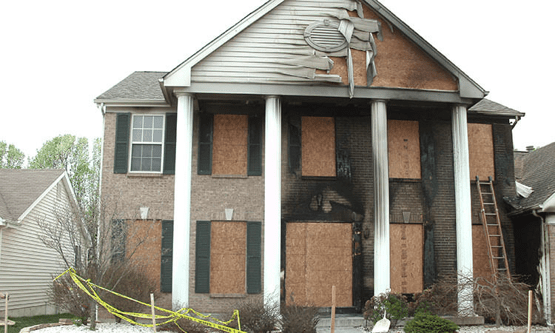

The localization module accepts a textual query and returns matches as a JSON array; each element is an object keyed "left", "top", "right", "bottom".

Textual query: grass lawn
[{"left": 5, "top": 313, "right": 75, "bottom": 333}]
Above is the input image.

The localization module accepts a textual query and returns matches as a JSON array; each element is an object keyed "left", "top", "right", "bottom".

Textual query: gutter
[{"left": 533, "top": 209, "right": 552, "bottom": 325}]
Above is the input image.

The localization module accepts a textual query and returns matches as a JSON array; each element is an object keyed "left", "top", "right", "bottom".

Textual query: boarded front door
[
  {"left": 286, "top": 223, "right": 352, "bottom": 306},
  {"left": 390, "top": 224, "right": 424, "bottom": 294}
]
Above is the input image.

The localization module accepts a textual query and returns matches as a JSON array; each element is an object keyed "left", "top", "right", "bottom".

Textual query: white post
[
  {"left": 372, "top": 100, "right": 390, "bottom": 295},
  {"left": 264, "top": 96, "right": 282, "bottom": 307},
  {"left": 172, "top": 92, "right": 194, "bottom": 308},
  {"left": 452, "top": 105, "right": 474, "bottom": 315}
]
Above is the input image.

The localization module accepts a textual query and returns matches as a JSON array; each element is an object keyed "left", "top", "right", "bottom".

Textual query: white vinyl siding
[
  {"left": 0, "top": 181, "right": 74, "bottom": 316},
  {"left": 192, "top": 0, "right": 362, "bottom": 84}
]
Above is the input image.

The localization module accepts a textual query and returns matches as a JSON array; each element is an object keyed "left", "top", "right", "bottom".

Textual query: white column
[
  {"left": 264, "top": 96, "right": 282, "bottom": 307},
  {"left": 172, "top": 92, "right": 194, "bottom": 308},
  {"left": 452, "top": 105, "right": 474, "bottom": 315},
  {"left": 372, "top": 100, "right": 390, "bottom": 295}
]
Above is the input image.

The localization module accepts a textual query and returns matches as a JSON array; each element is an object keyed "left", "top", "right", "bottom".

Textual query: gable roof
[
  {"left": 0, "top": 169, "right": 65, "bottom": 223},
  {"left": 512, "top": 142, "right": 555, "bottom": 213},
  {"left": 163, "top": 0, "right": 486, "bottom": 99}
]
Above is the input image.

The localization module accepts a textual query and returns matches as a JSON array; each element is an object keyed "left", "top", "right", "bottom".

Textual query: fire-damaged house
[{"left": 95, "top": 0, "right": 524, "bottom": 314}]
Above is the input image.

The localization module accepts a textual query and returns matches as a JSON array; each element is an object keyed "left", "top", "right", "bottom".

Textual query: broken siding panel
[
  {"left": 0, "top": 185, "right": 72, "bottom": 313},
  {"left": 193, "top": 0, "right": 363, "bottom": 85}
]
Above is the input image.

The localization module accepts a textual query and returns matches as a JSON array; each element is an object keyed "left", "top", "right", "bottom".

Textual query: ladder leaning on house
[{"left": 476, "top": 176, "right": 511, "bottom": 280}]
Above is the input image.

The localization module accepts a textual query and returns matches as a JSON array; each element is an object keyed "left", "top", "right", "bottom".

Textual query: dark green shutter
[
  {"left": 161, "top": 220, "right": 173, "bottom": 293},
  {"left": 248, "top": 116, "right": 263, "bottom": 176},
  {"left": 288, "top": 123, "right": 301, "bottom": 172},
  {"left": 198, "top": 114, "right": 213, "bottom": 175},
  {"left": 246, "top": 221, "right": 262, "bottom": 294},
  {"left": 163, "top": 113, "right": 177, "bottom": 175},
  {"left": 195, "top": 221, "right": 211, "bottom": 293},
  {"left": 114, "top": 113, "right": 130, "bottom": 173}
]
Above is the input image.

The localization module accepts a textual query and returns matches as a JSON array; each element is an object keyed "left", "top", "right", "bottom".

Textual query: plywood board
[
  {"left": 473, "top": 225, "right": 496, "bottom": 280},
  {"left": 302, "top": 117, "right": 336, "bottom": 177},
  {"left": 390, "top": 224, "right": 423, "bottom": 294},
  {"left": 286, "top": 223, "right": 352, "bottom": 307},
  {"left": 388, "top": 120, "right": 421, "bottom": 179},
  {"left": 210, "top": 222, "right": 246, "bottom": 294},
  {"left": 125, "top": 220, "right": 162, "bottom": 291},
  {"left": 212, "top": 114, "right": 248, "bottom": 176},
  {"left": 468, "top": 123, "right": 495, "bottom": 181}
]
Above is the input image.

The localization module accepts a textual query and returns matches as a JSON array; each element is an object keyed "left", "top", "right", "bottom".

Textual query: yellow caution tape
[{"left": 54, "top": 268, "right": 246, "bottom": 333}]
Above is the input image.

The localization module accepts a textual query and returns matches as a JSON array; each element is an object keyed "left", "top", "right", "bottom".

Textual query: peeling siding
[{"left": 0, "top": 183, "right": 73, "bottom": 316}]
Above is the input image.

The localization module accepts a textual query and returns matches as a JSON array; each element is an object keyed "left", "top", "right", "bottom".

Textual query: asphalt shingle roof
[
  {"left": 95, "top": 71, "right": 167, "bottom": 101},
  {"left": 0, "top": 169, "right": 64, "bottom": 222},
  {"left": 469, "top": 98, "right": 524, "bottom": 117},
  {"left": 515, "top": 142, "right": 555, "bottom": 210}
]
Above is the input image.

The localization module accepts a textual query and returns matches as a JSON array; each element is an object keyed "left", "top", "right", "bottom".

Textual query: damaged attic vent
[{"left": 304, "top": 20, "right": 348, "bottom": 53}]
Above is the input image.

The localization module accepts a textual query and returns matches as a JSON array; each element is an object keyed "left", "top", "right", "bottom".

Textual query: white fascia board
[
  {"left": 362, "top": 0, "right": 487, "bottom": 100},
  {"left": 163, "top": 0, "right": 285, "bottom": 88},
  {"left": 93, "top": 99, "right": 170, "bottom": 108},
  {"left": 542, "top": 193, "right": 555, "bottom": 213},
  {"left": 18, "top": 171, "right": 65, "bottom": 223}
]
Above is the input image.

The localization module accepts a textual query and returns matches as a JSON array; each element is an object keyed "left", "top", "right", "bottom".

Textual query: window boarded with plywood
[
  {"left": 388, "top": 120, "right": 421, "bottom": 179},
  {"left": 302, "top": 117, "right": 336, "bottom": 177},
  {"left": 210, "top": 222, "right": 247, "bottom": 294},
  {"left": 473, "top": 224, "right": 497, "bottom": 280},
  {"left": 286, "top": 223, "right": 352, "bottom": 307},
  {"left": 468, "top": 123, "right": 495, "bottom": 181},
  {"left": 212, "top": 114, "right": 248, "bottom": 175},
  {"left": 390, "top": 224, "right": 423, "bottom": 294}
]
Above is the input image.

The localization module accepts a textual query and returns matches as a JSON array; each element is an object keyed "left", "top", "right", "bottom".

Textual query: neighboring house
[
  {"left": 95, "top": 0, "right": 524, "bottom": 314},
  {"left": 509, "top": 142, "right": 555, "bottom": 324},
  {"left": 0, "top": 169, "right": 78, "bottom": 317}
]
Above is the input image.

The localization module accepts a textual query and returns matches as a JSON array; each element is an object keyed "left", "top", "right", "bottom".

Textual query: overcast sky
[{"left": 1, "top": 0, "right": 553, "bottom": 158}]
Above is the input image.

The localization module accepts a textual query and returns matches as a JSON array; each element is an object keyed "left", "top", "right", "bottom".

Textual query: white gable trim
[
  {"left": 17, "top": 172, "right": 77, "bottom": 223},
  {"left": 164, "top": 0, "right": 285, "bottom": 88}
]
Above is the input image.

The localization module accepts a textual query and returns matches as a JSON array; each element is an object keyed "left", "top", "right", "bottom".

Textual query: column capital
[
  {"left": 173, "top": 89, "right": 194, "bottom": 98},
  {"left": 265, "top": 95, "right": 281, "bottom": 100}
]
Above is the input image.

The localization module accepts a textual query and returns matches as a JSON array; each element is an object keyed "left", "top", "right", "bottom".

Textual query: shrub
[
  {"left": 280, "top": 303, "right": 320, "bottom": 333},
  {"left": 364, "top": 292, "right": 408, "bottom": 327},
  {"left": 234, "top": 298, "right": 279, "bottom": 333},
  {"left": 48, "top": 273, "right": 91, "bottom": 324},
  {"left": 101, "top": 264, "right": 159, "bottom": 322},
  {"left": 404, "top": 312, "right": 459, "bottom": 333}
]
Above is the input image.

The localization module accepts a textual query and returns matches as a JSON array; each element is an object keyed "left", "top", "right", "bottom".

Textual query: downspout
[
  {"left": 95, "top": 102, "right": 106, "bottom": 324},
  {"left": 533, "top": 209, "right": 552, "bottom": 325}
]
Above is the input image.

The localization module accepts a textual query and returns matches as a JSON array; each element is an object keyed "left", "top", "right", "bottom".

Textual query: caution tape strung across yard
[{"left": 54, "top": 268, "right": 246, "bottom": 333}]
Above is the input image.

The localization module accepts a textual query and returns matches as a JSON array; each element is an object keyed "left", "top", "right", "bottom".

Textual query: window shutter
[
  {"left": 248, "top": 116, "right": 263, "bottom": 176},
  {"left": 114, "top": 113, "right": 130, "bottom": 174},
  {"left": 246, "top": 221, "right": 262, "bottom": 294},
  {"left": 289, "top": 123, "right": 301, "bottom": 172},
  {"left": 161, "top": 220, "right": 173, "bottom": 293},
  {"left": 195, "top": 221, "right": 211, "bottom": 293},
  {"left": 163, "top": 113, "right": 177, "bottom": 174},
  {"left": 198, "top": 114, "right": 213, "bottom": 175}
]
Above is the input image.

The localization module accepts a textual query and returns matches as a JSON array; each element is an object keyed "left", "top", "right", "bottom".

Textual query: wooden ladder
[{"left": 476, "top": 176, "right": 511, "bottom": 280}]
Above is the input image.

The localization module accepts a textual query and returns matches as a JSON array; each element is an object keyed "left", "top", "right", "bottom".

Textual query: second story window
[{"left": 130, "top": 115, "right": 165, "bottom": 172}]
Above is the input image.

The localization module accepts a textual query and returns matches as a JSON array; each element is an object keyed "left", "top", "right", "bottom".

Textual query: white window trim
[{"left": 128, "top": 114, "right": 166, "bottom": 173}]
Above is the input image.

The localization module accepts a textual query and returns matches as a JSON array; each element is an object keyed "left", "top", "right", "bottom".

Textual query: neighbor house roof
[
  {"left": 0, "top": 169, "right": 65, "bottom": 223},
  {"left": 512, "top": 142, "right": 555, "bottom": 214}
]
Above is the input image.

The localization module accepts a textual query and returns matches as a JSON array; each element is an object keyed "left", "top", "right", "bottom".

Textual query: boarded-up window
[
  {"left": 388, "top": 120, "right": 421, "bottom": 179},
  {"left": 195, "top": 221, "right": 261, "bottom": 294},
  {"left": 390, "top": 224, "right": 423, "bottom": 294},
  {"left": 286, "top": 223, "right": 352, "bottom": 306},
  {"left": 213, "top": 114, "right": 248, "bottom": 175},
  {"left": 301, "top": 117, "right": 336, "bottom": 177},
  {"left": 473, "top": 224, "right": 497, "bottom": 280},
  {"left": 198, "top": 114, "right": 262, "bottom": 176},
  {"left": 468, "top": 123, "right": 495, "bottom": 180}
]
